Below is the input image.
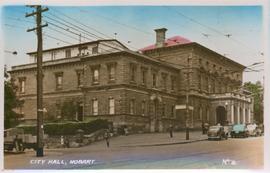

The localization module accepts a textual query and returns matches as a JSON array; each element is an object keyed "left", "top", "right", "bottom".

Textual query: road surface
[{"left": 4, "top": 135, "right": 263, "bottom": 169}]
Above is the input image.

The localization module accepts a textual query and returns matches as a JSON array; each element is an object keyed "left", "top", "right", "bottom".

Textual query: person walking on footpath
[
  {"left": 202, "top": 122, "right": 205, "bottom": 134},
  {"left": 104, "top": 129, "right": 110, "bottom": 148},
  {"left": 169, "top": 124, "right": 173, "bottom": 138}
]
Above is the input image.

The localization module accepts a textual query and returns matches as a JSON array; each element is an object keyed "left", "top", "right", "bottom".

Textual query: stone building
[{"left": 10, "top": 28, "right": 253, "bottom": 132}]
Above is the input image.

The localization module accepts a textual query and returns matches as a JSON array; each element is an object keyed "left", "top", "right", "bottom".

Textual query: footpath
[{"left": 109, "top": 131, "right": 208, "bottom": 147}]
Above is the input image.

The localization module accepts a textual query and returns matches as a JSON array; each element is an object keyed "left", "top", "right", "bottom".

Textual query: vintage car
[
  {"left": 4, "top": 128, "right": 37, "bottom": 152},
  {"left": 223, "top": 125, "right": 233, "bottom": 138},
  {"left": 246, "top": 123, "right": 259, "bottom": 136},
  {"left": 231, "top": 124, "right": 249, "bottom": 138},
  {"left": 207, "top": 125, "right": 228, "bottom": 140}
]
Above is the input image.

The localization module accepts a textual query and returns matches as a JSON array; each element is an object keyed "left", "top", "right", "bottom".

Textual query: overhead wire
[{"left": 163, "top": 6, "right": 263, "bottom": 58}]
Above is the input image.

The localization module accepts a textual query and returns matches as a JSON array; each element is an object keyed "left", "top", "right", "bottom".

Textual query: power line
[
  {"left": 45, "top": 26, "right": 79, "bottom": 41},
  {"left": 43, "top": 19, "right": 127, "bottom": 53},
  {"left": 6, "top": 16, "right": 79, "bottom": 43},
  {"left": 48, "top": 8, "right": 141, "bottom": 51},
  {"left": 43, "top": 33, "right": 73, "bottom": 45},
  {"left": 43, "top": 15, "right": 125, "bottom": 51},
  {"left": 6, "top": 16, "right": 126, "bottom": 55},
  {"left": 164, "top": 6, "right": 263, "bottom": 58},
  {"left": 79, "top": 8, "right": 154, "bottom": 36},
  {"left": 6, "top": 16, "right": 35, "bottom": 24},
  {"left": 43, "top": 16, "right": 131, "bottom": 53},
  {"left": 50, "top": 8, "right": 113, "bottom": 39},
  {"left": 4, "top": 22, "right": 74, "bottom": 45}
]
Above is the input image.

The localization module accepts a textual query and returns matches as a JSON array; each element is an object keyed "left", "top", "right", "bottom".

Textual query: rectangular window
[
  {"left": 212, "top": 80, "right": 216, "bottom": 93},
  {"left": 198, "top": 74, "right": 201, "bottom": 91},
  {"left": 152, "top": 73, "right": 157, "bottom": 88},
  {"left": 130, "top": 99, "right": 135, "bottom": 114},
  {"left": 65, "top": 49, "right": 71, "bottom": 58},
  {"left": 141, "top": 68, "right": 147, "bottom": 85},
  {"left": 55, "top": 73, "right": 63, "bottom": 90},
  {"left": 199, "top": 107, "right": 203, "bottom": 120},
  {"left": 171, "top": 76, "right": 175, "bottom": 91},
  {"left": 109, "top": 98, "right": 115, "bottom": 114},
  {"left": 76, "top": 70, "right": 83, "bottom": 87},
  {"left": 199, "top": 58, "right": 202, "bottom": 66},
  {"left": 19, "top": 78, "right": 26, "bottom": 93},
  {"left": 92, "top": 46, "right": 98, "bottom": 54},
  {"left": 92, "top": 99, "right": 98, "bottom": 115},
  {"left": 162, "top": 104, "right": 166, "bottom": 117},
  {"left": 108, "top": 64, "right": 116, "bottom": 81},
  {"left": 171, "top": 105, "right": 175, "bottom": 117},
  {"left": 206, "top": 76, "right": 209, "bottom": 92},
  {"left": 162, "top": 73, "right": 167, "bottom": 90},
  {"left": 141, "top": 100, "right": 146, "bottom": 116},
  {"left": 130, "top": 64, "right": 136, "bottom": 82},
  {"left": 92, "top": 68, "right": 99, "bottom": 84}
]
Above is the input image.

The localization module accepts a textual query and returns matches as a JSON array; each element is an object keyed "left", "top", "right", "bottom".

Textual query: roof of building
[
  {"left": 140, "top": 36, "right": 245, "bottom": 69},
  {"left": 10, "top": 49, "right": 180, "bottom": 73},
  {"left": 27, "top": 39, "right": 128, "bottom": 55},
  {"left": 140, "top": 36, "right": 192, "bottom": 51}
]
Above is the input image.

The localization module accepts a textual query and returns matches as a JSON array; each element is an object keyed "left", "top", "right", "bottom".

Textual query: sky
[{"left": 1, "top": 5, "right": 264, "bottom": 83}]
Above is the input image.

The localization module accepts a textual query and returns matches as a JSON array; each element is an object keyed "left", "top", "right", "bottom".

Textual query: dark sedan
[{"left": 207, "top": 125, "right": 228, "bottom": 140}]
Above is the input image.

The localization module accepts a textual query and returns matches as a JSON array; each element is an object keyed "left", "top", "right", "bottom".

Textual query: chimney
[{"left": 155, "top": 28, "right": 167, "bottom": 48}]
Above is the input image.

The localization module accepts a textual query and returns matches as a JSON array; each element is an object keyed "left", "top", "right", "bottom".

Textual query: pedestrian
[
  {"left": 169, "top": 124, "right": 173, "bottom": 138},
  {"left": 104, "top": 129, "right": 110, "bottom": 148},
  {"left": 204, "top": 122, "right": 209, "bottom": 133},
  {"left": 124, "top": 126, "right": 129, "bottom": 136},
  {"left": 202, "top": 122, "right": 205, "bottom": 134},
  {"left": 64, "top": 136, "right": 70, "bottom": 148}
]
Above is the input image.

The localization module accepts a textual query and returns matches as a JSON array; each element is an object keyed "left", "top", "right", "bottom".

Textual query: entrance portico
[{"left": 210, "top": 92, "right": 253, "bottom": 125}]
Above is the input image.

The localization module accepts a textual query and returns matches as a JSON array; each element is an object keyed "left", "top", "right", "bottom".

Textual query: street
[{"left": 4, "top": 133, "right": 263, "bottom": 169}]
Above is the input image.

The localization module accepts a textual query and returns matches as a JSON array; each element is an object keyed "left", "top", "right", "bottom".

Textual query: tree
[
  {"left": 243, "top": 81, "right": 264, "bottom": 123},
  {"left": 4, "top": 66, "right": 24, "bottom": 129}
]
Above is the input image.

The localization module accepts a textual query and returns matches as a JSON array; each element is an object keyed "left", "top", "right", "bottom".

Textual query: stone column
[
  {"left": 243, "top": 104, "right": 246, "bottom": 123},
  {"left": 231, "top": 105, "right": 234, "bottom": 124},
  {"left": 248, "top": 108, "right": 251, "bottom": 123},
  {"left": 237, "top": 106, "right": 240, "bottom": 124}
]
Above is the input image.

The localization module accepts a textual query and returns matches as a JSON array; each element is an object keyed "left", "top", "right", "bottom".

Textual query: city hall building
[{"left": 10, "top": 28, "right": 253, "bottom": 132}]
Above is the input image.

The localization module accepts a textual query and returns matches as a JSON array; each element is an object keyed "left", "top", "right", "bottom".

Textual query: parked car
[
  {"left": 231, "top": 124, "right": 248, "bottom": 138},
  {"left": 246, "top": 123, "right": 260, "bottom": 136},
  {"left": 258, "top": 124, "right": 264, "bottom": 135},
  {"left": 207, "top": 125, "right": 228, "bottom": 140},
  {"left": 223, "top": 125, "right": 233, "bottom": 138},
  {"left": 4, "top": 128, "right": 37, "bottom": 152}
]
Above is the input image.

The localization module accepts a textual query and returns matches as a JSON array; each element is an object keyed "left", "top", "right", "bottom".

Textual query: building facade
[{"left": 10, "top": 28, "right": 253, "bottom": 132}]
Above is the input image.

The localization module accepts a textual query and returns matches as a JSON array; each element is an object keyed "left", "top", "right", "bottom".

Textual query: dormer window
[
  {"left": 51, "top": 51, "right": 56, "bottom": 60},
  {"left": 65, "top": 49, "right": 71, "bottom": 58},
  {"left": 92, "top": 46, "right": 98, "bottom": 54}
]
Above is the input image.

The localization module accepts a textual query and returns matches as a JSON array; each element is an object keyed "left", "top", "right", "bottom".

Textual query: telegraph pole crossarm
[{"left": 25, "top": 5, "right": 48, "bottom": 157}]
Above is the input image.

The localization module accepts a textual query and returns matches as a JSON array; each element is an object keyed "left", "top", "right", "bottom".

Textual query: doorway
[{"left": 216, "top": 106, "right": 226, "bottom": 125}]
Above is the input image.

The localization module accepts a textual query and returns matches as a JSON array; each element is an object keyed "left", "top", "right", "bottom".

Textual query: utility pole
[
  {"left": 26, "top": 5, "right": 48, "bottom": 157},
  {"left": 184, "top": 54, "right": 193, "bottom": 140}
]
